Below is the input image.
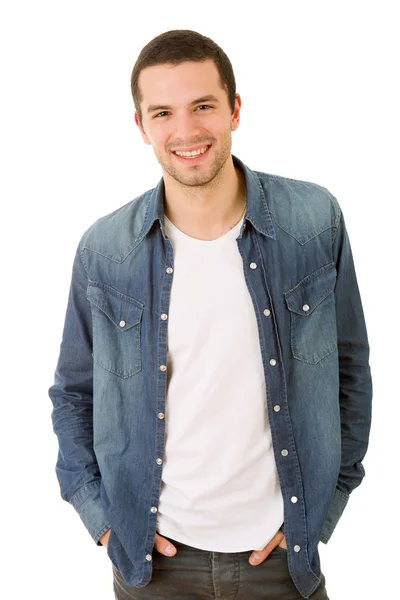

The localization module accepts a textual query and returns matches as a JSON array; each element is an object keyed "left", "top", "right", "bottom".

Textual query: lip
[{"left": 172, "top": 144, "right": 211, "bottom": 165}]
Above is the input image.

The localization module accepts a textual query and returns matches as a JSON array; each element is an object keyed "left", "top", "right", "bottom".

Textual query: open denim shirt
[{"left": 48, "top": 154, "right": 372, "bottom": 599}]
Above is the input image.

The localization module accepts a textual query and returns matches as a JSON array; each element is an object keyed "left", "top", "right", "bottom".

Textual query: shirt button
[
  {"left": 158, "top": 412, "right": 165, "bottom": 419},
  {"left": 160, "top": 365, "right": 167, "bottom": 372},
  {"left": 263, "top": 309, "right": 271, "bottom": 316},
  {"left": 273, "top": 405, "right": 281, "bottom": 412},
  {"left": 269, "top": 359, "right": 277, "bottom": 366},
  {"left": 294, "top": 545, "right": 301, "bottom": 552},
  {"left": 161, "top": 313, "right": 168, "bottom": 320},
  {"left": 156, "top": 458, "right": 163, "bottom": 465},
  {"left": 145, "top": 554, "right": 152, "bottom": 561},
  {"left": 302, "top": 304, "right": 310, "bottom": 312},
  {"left": 250, "top": 262, "right": 257, "bottom": 269},
  {"left": 291, "top": 496, "right": 298, "bottom": 503},
  {"left": 150, "top": 506, "right": 158, "bottom": 513},
  {"left": 119, "top": 320, "right": 126, "bottom": 328},
  {"left": 166, "top": 267, "right": 173, "bottom": 274},
  {"left": 281, "top": 449, "right": 288, "bottom": 456}
]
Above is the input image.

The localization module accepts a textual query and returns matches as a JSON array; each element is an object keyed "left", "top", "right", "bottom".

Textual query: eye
[
  {"left": 154, "top": 111, "right": 170, "bottom": 119},
  {"left": 154, "top": 105, "right": 212, "bottom": 119}
]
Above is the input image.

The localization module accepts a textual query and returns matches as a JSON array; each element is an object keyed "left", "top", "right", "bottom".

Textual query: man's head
[{"left": 131, "top": 30, "right": 241, "bottom": 188}]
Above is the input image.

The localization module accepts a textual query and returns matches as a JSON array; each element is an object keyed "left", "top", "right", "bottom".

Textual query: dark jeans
[{"left": 112, "top": 537, "right": 329, "bottom": 599}]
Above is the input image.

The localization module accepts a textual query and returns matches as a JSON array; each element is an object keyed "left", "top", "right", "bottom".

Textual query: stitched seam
[
  {"left": 331, "top": 197, "right": 342, "bottom": 246},
  {"left": 270, "top": 210, "right": 332, "bottom": 244},
  {"left": 92, "top": 352, "right": 141, "bottom": 379},
  {"left": 88, "top": 281, "right": 145, "bottom": 308},
  {"left": 285, "top": 262, "right": 335, "bottom": 296},
  {"left": 89, "top": 302, "right": 141, "bottom": 328},
  {"left": 70, "top": 479, "right": 101, "bottom": 508}
]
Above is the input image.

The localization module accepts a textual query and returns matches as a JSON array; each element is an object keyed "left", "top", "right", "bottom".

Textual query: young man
[{"left": 49, "top": 29, "right": 372, "bottom": 599}]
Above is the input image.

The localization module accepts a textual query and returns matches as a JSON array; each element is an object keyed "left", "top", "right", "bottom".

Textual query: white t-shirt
[{"left": 156, "top": 214, "right": 284, "bottom": 552}]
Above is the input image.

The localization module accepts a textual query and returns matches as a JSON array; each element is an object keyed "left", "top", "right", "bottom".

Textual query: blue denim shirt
[{"left": 48, "top": 154, "right": 372, "bottom": 599}]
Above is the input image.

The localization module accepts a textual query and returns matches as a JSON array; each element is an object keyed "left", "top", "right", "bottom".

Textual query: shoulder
[
  {"left": 77, "top": 187, "right": 154, "bottom": 262},
  {"left": 255, "top": 169, "right": 342, "bottom": 241}
]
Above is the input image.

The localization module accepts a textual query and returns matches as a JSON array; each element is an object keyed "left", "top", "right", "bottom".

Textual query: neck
[{"left": 162, "top": 156, "right": 247, "bottom": 241}]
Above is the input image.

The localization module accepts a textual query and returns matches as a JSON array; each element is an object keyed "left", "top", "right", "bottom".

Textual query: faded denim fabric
[{"left": 48, "top": 154, "right": 372, "bottom": 599}]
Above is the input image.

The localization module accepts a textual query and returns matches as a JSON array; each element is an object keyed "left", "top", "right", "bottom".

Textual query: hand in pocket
[{"left": 100, "top": 528, "right": 111, "bottom": 548}]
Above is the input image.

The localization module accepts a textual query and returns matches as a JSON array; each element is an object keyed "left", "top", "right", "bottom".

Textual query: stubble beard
[{"left": 157, "top": 135, "right": 232, "bottom": 194}]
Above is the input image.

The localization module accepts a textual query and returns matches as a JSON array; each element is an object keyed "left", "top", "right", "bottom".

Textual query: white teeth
[{"left": 175, "top": 146, "right": 209, "bottom": 157}]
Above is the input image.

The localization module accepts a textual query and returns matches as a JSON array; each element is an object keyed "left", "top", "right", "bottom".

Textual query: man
[{"left": 49, "top": 29, "right": 373, "bottom": 599}]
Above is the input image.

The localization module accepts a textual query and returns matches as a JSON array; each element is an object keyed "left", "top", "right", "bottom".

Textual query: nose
[{"left": 173, "top": 111, "right": 201, "bottom": 144}]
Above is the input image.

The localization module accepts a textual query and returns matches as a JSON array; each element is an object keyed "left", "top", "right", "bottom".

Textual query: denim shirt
[{"left": 48, "top": 154, "right": 372, "bottom": 599}]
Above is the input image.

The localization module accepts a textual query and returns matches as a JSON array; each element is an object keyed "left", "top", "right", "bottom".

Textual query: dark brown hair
[{"left": 131, "top": 29, "right": 236, "bottom": 128}]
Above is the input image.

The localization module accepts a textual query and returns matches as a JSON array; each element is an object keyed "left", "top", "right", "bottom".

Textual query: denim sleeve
[
  {"left": 320, "top": 201, "right": 373, "bottom": 543},
  {"left": 48, "top": 239, "right": 111, "bottom": 546}
]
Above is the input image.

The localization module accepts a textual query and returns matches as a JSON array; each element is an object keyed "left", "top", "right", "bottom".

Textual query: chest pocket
[
  {"left": 283, "top": 263, "right": 337, "bottom": 364},
  {"left": 87, "top": 282, "right": 144, "bottom": 378}
]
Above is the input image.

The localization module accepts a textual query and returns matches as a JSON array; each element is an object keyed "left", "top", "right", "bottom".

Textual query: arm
[
  {"left": 320, "top": 201, "right": 373, "bottom": 543},
  {"left": 48, "top": 239, "right": 111, "bottom": 546}
]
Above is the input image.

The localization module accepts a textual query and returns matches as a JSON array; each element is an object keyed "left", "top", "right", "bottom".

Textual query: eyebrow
[{"left": 147, "top": 95, "right": 220, "bottom": 114}]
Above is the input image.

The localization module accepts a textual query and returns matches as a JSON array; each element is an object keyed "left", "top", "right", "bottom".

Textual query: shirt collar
[{"left": 141, "top": 153, "right": 276, "bottom": 240}]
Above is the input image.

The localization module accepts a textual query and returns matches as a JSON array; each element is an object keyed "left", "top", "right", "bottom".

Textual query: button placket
[
  {"left": 147, "top": 252, "right": 174, "bottom": 569},
  {"left": 243, "top": 240, "right": 305, "bottom": 564}
]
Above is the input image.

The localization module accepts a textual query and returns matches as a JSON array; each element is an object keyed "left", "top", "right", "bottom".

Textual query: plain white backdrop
[{"left": 1, "top": 1, "right": 398, "bottom": 598}]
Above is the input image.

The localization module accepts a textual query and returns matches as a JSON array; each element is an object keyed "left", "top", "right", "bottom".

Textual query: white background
[{"left": 1, "top": 1, "right": 398, "bottom": 599}]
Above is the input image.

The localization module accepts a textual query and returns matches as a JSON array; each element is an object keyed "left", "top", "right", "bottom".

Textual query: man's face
[{"left": 135, "top": 59, "right": 241, "bottom": 188}]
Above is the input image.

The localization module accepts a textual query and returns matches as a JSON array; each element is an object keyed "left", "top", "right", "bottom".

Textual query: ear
[
  {"left": 134, "top": 112, "right": 151, "bottom": 145},
  {"left": 231, "top": 93, "right": 242, "bottom": 132}
]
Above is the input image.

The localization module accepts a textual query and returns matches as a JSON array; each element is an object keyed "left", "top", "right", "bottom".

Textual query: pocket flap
[
  {"left": 284, "top": 263, "right": 336, "bottom": 316},
  {"left": 87, "top": 282, "right": 144, "bottom": 331}
]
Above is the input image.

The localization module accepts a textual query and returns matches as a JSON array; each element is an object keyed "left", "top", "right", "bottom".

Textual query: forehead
[{"left": 138, "top": 59, "right": 224, "bottom": 106}]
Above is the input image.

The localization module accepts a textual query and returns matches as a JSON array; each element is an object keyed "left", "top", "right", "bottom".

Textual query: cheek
[
  {"left": 151, "top": 126, "right": 173, "bottom": 148},
  {"left": 206, "top": 117, "right": 233, "bottom": 140},
  {"left": 209, "top": 113, "right": 229, "bottom": 125}
]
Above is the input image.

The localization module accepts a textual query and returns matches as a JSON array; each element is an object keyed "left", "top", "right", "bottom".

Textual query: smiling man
[{"left": 49, "top": 29, "right": 373, "bottom": 600}]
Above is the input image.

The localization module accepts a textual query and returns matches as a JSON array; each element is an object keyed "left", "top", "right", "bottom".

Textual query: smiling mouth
[{"left": 172, "top": 145, "right": 212, "bottom": 161}]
